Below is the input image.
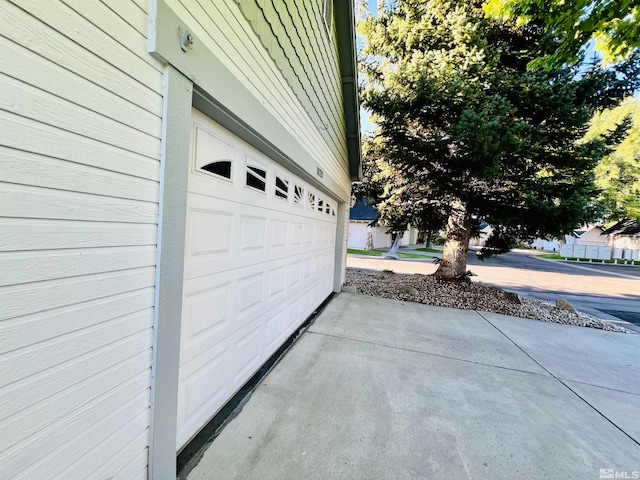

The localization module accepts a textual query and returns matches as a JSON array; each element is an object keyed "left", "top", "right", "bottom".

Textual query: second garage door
[{"left": 176, "top": 110, "right": 338, "bottom": 448}]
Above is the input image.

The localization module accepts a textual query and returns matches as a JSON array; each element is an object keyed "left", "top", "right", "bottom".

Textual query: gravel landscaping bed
[{"left": 345, "top": 269, "right": 633, "bottom": 333}]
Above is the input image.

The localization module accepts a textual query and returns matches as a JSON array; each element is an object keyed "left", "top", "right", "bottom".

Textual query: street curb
[
  {"left": 347, "top": 254, "right": 437, "bottom": 263},
  {"left": 530, "top": 255, "right": 640, "bottom": 280}
]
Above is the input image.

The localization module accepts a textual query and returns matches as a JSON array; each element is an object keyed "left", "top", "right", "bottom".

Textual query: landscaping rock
[
  {"left": 399, "top": 285, "right": 419, "bottom": 296},
  {"left": 343, "top": 269, "right": 631, "bottom": 333},
  {"left": 503, "top": 292, "right": 522, "bottom": 304},
  {"left": 555, "top": 298, "right": 576, "bottom": 313}
]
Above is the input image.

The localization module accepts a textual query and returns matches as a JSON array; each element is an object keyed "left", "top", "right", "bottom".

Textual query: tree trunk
[
  {"left": 383, "top": 234, "right": 403, "bottom": 259},
  {"left": 435, "top": 198, "right": 471, "bottom": 279},
  {"left": 425, "top": 230, "right": 433, "bottom": 249}
]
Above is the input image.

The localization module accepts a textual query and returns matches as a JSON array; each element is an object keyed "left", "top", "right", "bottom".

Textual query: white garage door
[{"left": 176, "top": 110, "right": 338, "bottom": 448}]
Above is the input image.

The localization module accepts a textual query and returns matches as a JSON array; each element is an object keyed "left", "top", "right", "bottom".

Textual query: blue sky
[{"left": 358, "top": 0, "right": 378, "bottom": 134}]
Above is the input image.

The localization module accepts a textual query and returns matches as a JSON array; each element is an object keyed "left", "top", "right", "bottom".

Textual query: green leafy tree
[
  {"left": 484, "top": 0, "right": 640, "bottom": 68},
  {"left": 585, "top": 97, "right": 640, "bottom": 221},
  {"left": 359, "top": 0, "right": 635, "bottom": 279},
  {"left": 354, "top": 135, "right": 448, "bottom": 240}
]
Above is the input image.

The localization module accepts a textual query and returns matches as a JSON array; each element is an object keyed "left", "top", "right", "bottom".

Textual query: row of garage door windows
[{"left": 200, "top": 159, "right": 337, "bottom": 217}]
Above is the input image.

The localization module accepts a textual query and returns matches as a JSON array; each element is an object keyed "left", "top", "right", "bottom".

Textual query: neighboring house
[
  {"left": 604, "top": 218, "right": 640, "bottom": 250},
  {"left": 573, "top": 225, "right": 608, "bottom": 246},
  {"left": 0, "top": 1, "right": 360, "bottom": 479},
  {"left": 529, "top": 237, "right": 562, "bottom": 251},
  {"left": 528, "top": 224, "right": 608, "bottom": 251},
  {"left": 347, "top": 198, "right": 419, "bottom": 249},
  {"left": 402, "top": 226, "right": 420, "bottom": 246},
  {"left": 348, "top": 198, "right": 392, "bottom": 249},
  {"left": 469, "top": 222, "right": 493, "bottom": 247}
]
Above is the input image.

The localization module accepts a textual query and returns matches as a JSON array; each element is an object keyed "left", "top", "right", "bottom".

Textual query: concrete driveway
[{"left": 186, "top": 293, "right": 640, "bottom": 480}]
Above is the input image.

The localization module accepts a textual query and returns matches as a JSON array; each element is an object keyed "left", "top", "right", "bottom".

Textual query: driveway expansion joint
[
  {"left": 306, "top": 329, "right": 552, "bottom": 379},
  {"left": 476, "top": 311, "right": 640, "bottom": 447},
  {"left": 555, "top": 378, "right": 640, "bottom": 397}
]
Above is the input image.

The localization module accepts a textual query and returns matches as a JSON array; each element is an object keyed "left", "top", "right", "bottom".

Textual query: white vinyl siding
[
  {"left": 166, "top": 0, "right": 351, "bottom": 196},
  {"left": 2, "top": 0, "right": 353, "bottom": 477},
  {"left": 0, "top": 1, "right": 161, "bottom": 479}
]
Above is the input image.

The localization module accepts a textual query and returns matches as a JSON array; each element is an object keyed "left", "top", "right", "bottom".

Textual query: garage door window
[
  {"left": 308, "top": 192, "right": 315, "bottom": 210},
  {"left": 246, "top": 165, "right": 267, "bottom": 192},
  {"left": 275, "top": 175, "right": 289, "bottom": 200},
  {"left": 294, "top": 185, "right": 304, "bottom": 206},
  {"left": 201, "top": 160, "right": 232, "bottom": 179}
]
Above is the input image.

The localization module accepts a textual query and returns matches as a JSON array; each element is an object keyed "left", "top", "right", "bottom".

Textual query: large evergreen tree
[
  {"left": 359, "top": 0, "right": 635, "bottom": 279},
  {"left": 354, "top": 134, "right": 448, "bottom": 239}
]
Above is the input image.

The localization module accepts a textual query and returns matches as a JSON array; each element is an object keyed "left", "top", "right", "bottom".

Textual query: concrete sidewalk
[{"left": 186, "top": 294, "right": 640, "bottom": 480}]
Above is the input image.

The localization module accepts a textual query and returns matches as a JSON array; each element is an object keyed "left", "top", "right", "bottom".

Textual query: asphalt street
[{"left": 466, "top": 249, "right": 640, "bottom": 332}]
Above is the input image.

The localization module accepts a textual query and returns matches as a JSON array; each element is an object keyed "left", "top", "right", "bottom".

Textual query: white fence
[{"left": 560, "top": 244, "right": 639, "bottom": 261}]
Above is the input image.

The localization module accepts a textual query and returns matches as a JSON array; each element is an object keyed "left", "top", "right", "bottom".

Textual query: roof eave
[{"left": 334, "top": 0, "right": 362, "bottom": 182}]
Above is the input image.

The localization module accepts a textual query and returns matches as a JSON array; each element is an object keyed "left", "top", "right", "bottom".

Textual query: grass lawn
[
  {"left": 538, "top": 253, "right": 639, "bottom": 265},
  {"left": 414, "top": 247, "right": 443, "bottom": 253},
  {"left": 347, "top": 248, "right": 432, "bottom": 259},
  {"left": 538, "top": 253, "right": 563, "bottom": 259}
]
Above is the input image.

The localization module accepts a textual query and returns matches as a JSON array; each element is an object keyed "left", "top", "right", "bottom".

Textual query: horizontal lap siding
[
  {"left": 0, "top": 0, "right": 161, "bottom": 478},
  {"left": 168, "top": 0, "right": 351, "bottom": 195}
]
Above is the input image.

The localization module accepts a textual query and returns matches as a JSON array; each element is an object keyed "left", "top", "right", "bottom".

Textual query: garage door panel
[
  {"left": 239, "top": 215, "right": 267, "bottom": 253},
  {"left": 193, "top": 122, "right": 237, "bottom": 171},
  {"left": 177, "top": 341, "right": 231, "bottom": 447},
  {"left": 285, "top": 298, "right": 302, "bottom": 335},
  {"left": 187, "top": 174, "right": 233, "bottom": 200},
  {"left": 264, "top": 307, "right": 285, "bottom": 353},
  {"left": 185, "top": 241, "right": 334, "bottom": 281},
  {"left": 301, "top": 289, "right": 313, "bottom": 317},
  {"left": 288, "top": 260, "right": 302, "bottom": 288},
  {"left": 236, "top": 271, "right": 265, "bottom": 317},
  {"left": 181, "top": 351, "right": 227, "bottom": 420},
  {"left": 250, "top": 253, "right": 331, "bottom": 319},
  {"left": 267, "top": 265, "right": 287, "bottom": 300},
  {"left": 323, "top": 225, "right": 336, "bottom": 245},
  {"left": 180, "top": 274, "right": 237, "bottom": 366},
  {"left": 182, "top": 282, "right": 231, "bottom": 343},
  {"left": 289, "top": 221, "right": 303, "bottom": 246},
  {"left": 314, "top": 225, "right": 323, "bottom": 244},
  {"left": 304, "top": 223, "right": 314, "bottom": 245},
  {"left": 185, "top": 197, "right": 335, "bottom": 281},
  {"left": 178, "top": 111, "right": 338, "bottom": 450},
  {"left": 181, "top": 247, "right": 333, "bottom": 367},
  {"left": 302, "top": 257, "right": 314, "bottom": 279},
  {"left": 186, "top": 209, "right": 234, "bottom": 258},
  {"left": 178, "top": 269, "right": 333, "bottom": 447},
  {"left": 270, "top": 218, "right": 289, "bottom": 248},
  {"left": 231, "top": 319, "right": 264, "bottom": 388},
  {"left": 184, "top": 195, "right": 236, "bottom": 265}
]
